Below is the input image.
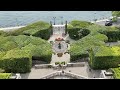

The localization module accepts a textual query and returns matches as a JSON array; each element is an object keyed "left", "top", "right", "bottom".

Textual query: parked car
[{"left": 105, "top": 20, "right": 113, "bottom": 26}]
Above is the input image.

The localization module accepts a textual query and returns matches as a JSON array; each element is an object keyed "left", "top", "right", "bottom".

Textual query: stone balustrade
[
  {"left": 67, "top": 62, "right": 85, "bottom": 67},
  {"left": 40, "top": 71, "right": 88, "bottom": 79},
  {"left": 34, "top": 62, "right": 85, "bottom": 69},
  {"left": 34, "top": 64, "right": 52, "bottom": 69}
]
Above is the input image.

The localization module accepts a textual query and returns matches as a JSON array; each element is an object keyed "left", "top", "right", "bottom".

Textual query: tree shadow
[
  {"left": 20, "top": 73, "right": 30, "bottom": 79},
  {"left": 85, "top": 63, "right": 101, "bottom": 78}
]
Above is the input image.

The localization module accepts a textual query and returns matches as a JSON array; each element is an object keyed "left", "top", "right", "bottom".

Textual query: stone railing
[
  {"left": 34, "top": 62, "right": 86, "bottom": 69},
  {"left": 40, "top": 71, "right": 88, "bottom": 79},
  {"left": 34, "top": 64, "right": 52, "bottom": 69},
  {"left": 67, "top": 62, "right": 85, "bottom": 67},
  {"left": 63, "top": 71, "right": 88, "bottom": 79}
]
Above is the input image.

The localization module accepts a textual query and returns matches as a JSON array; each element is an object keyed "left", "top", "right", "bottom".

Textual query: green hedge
[
  {"left": 21, "top": 21, "right": 52, "bottom": 40},
  {"left": 32, "top": 29, "right": 51, "bottom": 40},
  {"left": 0, "top": 73, "right": 11, "bottom": 79},
  {"left": 111, "top": 67, "right": 120, "bottom": 79},
  {"left": 21, "top": 44, "right": 52, "bottom": 63},
  {"left": 0, "top": 50, "right": 32, "bottom": 73},
  {"left": 0, "top": 35, "right": 52, "bottom": 64},
  {"left": 69, "top": 20, "right": 93, "bottom": 28},
  {"left": 89, "top": 46, "right": 120, "bottom": 69},
  {"left": 3, "top": 21, "right": 52, "bottom": 40},
  {"left": 70, "top": 34, "right": 107, "bottom": 61},
  {"left": 67, "top": 20, "right": 92, "bottom": 40},
  {"left": 99, "top": 26, "right": 120, "bottom": 42},
  {"left": 68, "top": 28, "right": 90, "bottom": 40},
  {"left": 0, "top": 31, "right": 7, "bottom": 36}
]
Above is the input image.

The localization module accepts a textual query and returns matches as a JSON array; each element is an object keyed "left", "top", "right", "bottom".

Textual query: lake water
[{"left": 0, "top": 11, "right": 112, "bottom": 27}]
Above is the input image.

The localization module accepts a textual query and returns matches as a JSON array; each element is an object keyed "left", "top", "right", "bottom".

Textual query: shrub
[
  {"left": 4, "top": 21, "right": 52, "bottom": 40},
  {"left": 55, "top": 62, "right": 60, "bottom": 65},
  {"left": 0, "top": 50, "right": 32, "bottom": 73},
  {"left": 69, "top": 20, "right": 93, "bottom": 28},
  {"left": 0, "top": 41, "right": 18, "bottom": 51},
  {"left": 0, "top": 31, "right": 7, "bottom": 36},
  {"left": 68, "top": 28, "right": 90, "bottom": 40},
  {"left": 111, "top": 67, "right": 120, "bottom": 79},
  {"left": 67, "top": 20, "right": 92, "bottom": 40},
  {"left": 0, "top": 35, "right": 52, "bottom": 64},
  {"left": 70, "top": 34, "right": 107, "bottom": 62},
  {"left": 22, "top": 21, "right": 52, "bottom": 40},
  {"left": 112, "top": 17, "right": 118, "bottom": 22},
  {"left": 99, "top": 26, "right": 120, "bottom": 42},
  {"left": 89, "top": 46, "right": 120, "bottom": 69},
  {"left": 21, "top": 44, "right": 52, "bottom": 63},
  {"left": 0, "top": 73, "right": 12, "bottom": 79}
]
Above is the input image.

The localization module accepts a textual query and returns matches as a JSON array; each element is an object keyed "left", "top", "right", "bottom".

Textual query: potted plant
[{"left": 57, "top": 53, "right": 63, "bottom": 57}]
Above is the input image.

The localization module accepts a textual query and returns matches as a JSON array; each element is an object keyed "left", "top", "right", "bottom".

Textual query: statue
[{"left": 58, "top": 43, "right": 61, "bottom": 49}]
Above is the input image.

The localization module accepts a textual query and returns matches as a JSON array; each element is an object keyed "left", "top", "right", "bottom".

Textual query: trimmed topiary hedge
[
  {"left": 21, "top": 21, "right": 52, "bottom": 40},
  {"left": 68, "top": 28, "right": 90, "bottom": 40},
  {"left": 99, "top": 26, "right": 120, "bottom": 42},
  {"left": 32, "top": 28, "right": 51, "bottom": 40},
  {"left": 89, "top": 46, "right": 120, "bottom": 69},
  {"left": 21, "top": 44, "right": 52, "bottom": 63},
  {"left": 0, "top": 73, "right": 12, "bottom": 79},
  {"left": 70, "top": 33, "right": 107, "bottom": 62},
  {"left": 0, "top": 50, "right": 32, "bottom": 73},
  {"left": 67, "top": 20, "right": 92, "bottom": 40},
  {"left": 0, "top": 35, "right": 52, "bottom": 64},
  {"left": 111, "top": 67, "right": 120, "bottom": 79},
  {"left": 3, "top": 21, "right": 52, "bottom": 40},
  {"left": 69, "top": 20, "right": 93, "bottom": 28}
]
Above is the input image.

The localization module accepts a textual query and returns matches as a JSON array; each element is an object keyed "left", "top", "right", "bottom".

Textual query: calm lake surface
[{"left": 0, "top": 11, "right": 112, "bottom": 27}]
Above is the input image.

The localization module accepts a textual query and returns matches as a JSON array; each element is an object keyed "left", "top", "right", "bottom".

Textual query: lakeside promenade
[
  {"left": 1, "top": 16, "right": 120, "bottom": 32},
  {"left": 0, "top": 26, "right": 25, "bottom": 32}
]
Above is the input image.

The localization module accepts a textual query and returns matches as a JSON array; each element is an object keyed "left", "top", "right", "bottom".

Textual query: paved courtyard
[
  {"left": 20, "top": 62, "right": 101, "bottom": 79},
  {"left": 50, "top": 53, "right": 70, "bottom": 64}
]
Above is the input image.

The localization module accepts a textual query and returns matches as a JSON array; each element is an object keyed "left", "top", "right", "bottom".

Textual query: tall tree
[
  {"left": 112, "top": 11, "right": 120, "bottom": 22},
  {"left": 112, "top": 11, "right": 120, "bottom": 17}
]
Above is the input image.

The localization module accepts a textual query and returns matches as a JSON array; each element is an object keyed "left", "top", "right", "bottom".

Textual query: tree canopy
[{"left": 112, "top": 11, "right": 120, "bottom": 17}]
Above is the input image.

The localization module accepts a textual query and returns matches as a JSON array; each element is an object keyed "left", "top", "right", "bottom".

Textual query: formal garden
[
  {"left": 67, "top": 18, "right": 120, "bottom": 79},
  {"left": 1, "top": 11, "right": 120, "bottom": 79},
  {"left": 0, "top": 21, "right": 52, "bottom": 79}
]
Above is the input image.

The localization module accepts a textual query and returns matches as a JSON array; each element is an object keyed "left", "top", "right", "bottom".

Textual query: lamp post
[{"left": 53, "top": 17, "right": 56, "bottom": 25}]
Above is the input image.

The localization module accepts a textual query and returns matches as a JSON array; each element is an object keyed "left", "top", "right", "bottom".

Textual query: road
[{"left": 93, "top": 17, "right": 120, "bottom": 27}]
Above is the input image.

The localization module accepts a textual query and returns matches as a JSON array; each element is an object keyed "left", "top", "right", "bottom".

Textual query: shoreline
[
  {"left": 0, "top": 16, "right": 119, "bottom": 32},
  {"left": 0, "top": 26, "right": 25, "bottom": 32}
]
